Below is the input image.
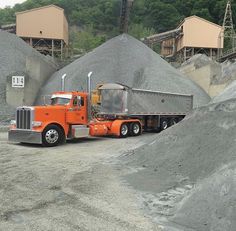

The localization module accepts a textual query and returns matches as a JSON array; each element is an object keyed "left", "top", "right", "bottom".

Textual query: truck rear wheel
[
  {"left": 42, "top": 125, "right": 65, "bottom": 147},
  {"left": 130, "top": 122, "right": 141, "bottom": 136},
  {"left": 169, "top": 118, "right": 178, "bottom": 126},
  {"left": 120, "top": 123, "right": 129, "bottom": 138},
  {"left": 160, "top": 118, "right": 168, "bottom": 131}
]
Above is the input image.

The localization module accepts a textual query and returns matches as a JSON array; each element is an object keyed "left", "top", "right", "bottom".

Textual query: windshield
[{"left": 51, "top": 97, "right": 71, "bottom": 105}]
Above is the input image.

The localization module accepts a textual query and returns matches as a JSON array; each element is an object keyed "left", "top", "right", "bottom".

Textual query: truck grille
[{"left": 16, "top": 107, "right": 33, "bottom": 130}]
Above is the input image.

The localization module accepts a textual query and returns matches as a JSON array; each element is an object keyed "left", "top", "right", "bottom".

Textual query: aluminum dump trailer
[{"left": 99, "top": 83, "right": 193, "bottom": 116}]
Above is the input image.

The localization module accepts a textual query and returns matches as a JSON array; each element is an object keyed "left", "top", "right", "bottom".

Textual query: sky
[{"left": 0, "top": 0, "right": 26, "bottom": 8}]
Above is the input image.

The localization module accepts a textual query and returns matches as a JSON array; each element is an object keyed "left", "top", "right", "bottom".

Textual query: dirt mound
[
  {"left": 36, "top": 34, "right": 210, "bottom": 107},
  {"left": 121, "top": 99, "right": 236, "bottom": 231}
]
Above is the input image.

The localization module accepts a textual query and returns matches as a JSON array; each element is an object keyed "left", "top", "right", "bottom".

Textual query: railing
[{"left": 220, "top": 48, "right": 236, "bottom": 60}]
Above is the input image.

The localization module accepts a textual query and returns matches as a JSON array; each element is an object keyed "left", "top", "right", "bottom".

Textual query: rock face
[
  {"left": 36, "top": 34, "right": 210, "bottom": 107},
  {"left": 121, "top": 98, "right": 236, "bottom": 231},
  {"left": 0, "top": 30, "right": 56, "bottom": 123}
]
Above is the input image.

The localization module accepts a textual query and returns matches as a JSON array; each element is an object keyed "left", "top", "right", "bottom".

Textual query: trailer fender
[{"left": 109, "top": 120, "right": 123, "bottom": 137}]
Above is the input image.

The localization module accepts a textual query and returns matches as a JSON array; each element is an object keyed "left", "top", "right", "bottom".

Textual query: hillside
[{"left": 0, "top": 0, "right": 235, "bottom": 51}]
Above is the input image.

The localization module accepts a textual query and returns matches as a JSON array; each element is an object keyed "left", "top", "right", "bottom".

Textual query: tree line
[{"left": 0, "top": 0, "right": 235, "bottom": 53}]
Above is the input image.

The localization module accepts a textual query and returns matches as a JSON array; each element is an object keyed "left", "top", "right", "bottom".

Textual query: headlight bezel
[
  {"left": 10, "top": 120, "right": 16, "bottom": 125},
  {"left": 32, "top": 121, "right": 42, "bottom": 127}
]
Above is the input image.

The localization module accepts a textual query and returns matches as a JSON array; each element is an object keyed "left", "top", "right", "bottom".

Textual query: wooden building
[
  {"left": 145, "top": 16, "right": 224, "bottom": 62},
  {"left": 175, "top": 16, "right": 223, "bottom": 61},
  {"left": 16, "top": 5, "right": 68, "bottom": 58}
]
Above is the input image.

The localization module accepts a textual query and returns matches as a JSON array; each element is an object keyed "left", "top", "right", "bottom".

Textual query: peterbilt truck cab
[{"left": 9, "top": 91, "right": 90, "bottom": 147}]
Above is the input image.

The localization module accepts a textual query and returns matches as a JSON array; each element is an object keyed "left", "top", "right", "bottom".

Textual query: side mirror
[{"left": 77, "top": 96, "right": 81, "bottom": 106}]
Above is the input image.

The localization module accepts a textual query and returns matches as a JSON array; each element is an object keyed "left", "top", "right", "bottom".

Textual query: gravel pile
[
  {"left": 212, "top": 80, "right": 236, "bottom": 103},
  {"left": 181, "top": 54, "right": 213, "bottom": 69},
  {"left": 121, "top": 98, "right": 236, "bottom": 231},
  {"left": 220, "top": 60, "right": 236, "bottom": 83},
  {"left": 36, "top": 34, "right": 210, "bottom": 107},
  {"left": 0, "top": 30, "right": 56, "bottom": 124},
  {"left": 181, "top": 54, "right": 236, "bottom": 85}
]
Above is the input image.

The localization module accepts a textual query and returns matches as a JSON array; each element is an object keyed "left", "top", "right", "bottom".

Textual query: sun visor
[
  {"left": 98, "top": 83, "right": 128, "bottom": 90},
  {"left": 51, "top": 94, "right": 72, "bottom": 99}
]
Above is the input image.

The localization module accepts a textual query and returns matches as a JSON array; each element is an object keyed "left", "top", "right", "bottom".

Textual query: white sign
[{"left": 12, "top": 76, "right": 25, "bottom": 88}]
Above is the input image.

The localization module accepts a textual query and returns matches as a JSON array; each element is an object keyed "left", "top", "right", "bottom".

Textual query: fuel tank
[{"left": 89, "top": 123, "right": 109, "bottom": 136}]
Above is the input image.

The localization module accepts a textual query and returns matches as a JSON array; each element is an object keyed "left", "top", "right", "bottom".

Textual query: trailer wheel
[
  {"left": 169, "top": 118, "right": 178, "bottom": 126},
  {"left": 42, "top": 125, "right": 65, "bottom": 147},
  {"left": 160, "top": 118, "right": 168, "bottom": 131},
  {"left": 130, "top": 122, "right": 141, "bottom": 136},
  {"left": 120, "top": 123, "right": 129, "bottom": 138}
]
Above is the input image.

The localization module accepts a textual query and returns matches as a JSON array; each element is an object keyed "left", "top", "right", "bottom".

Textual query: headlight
[
  {"left": 10, "top": 120, "right": 16, "bottom": 125},
  {"left": 32, "top": 121, "right": 42, "bottom": 127}
]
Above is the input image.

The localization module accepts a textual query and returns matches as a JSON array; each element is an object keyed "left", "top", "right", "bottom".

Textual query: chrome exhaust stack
[
  {"left": 61, "top": 74, "right": 67, "bottom": 91},
  {"left": 87, "top": 72, "right": 93, "bottom": 121}
]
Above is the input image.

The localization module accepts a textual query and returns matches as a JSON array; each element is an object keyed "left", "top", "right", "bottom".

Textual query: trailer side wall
[
  {"left": 129, "top": 89, "right": 193, "bottom": 115},
  {"left": 100, "top": 85, "right": 193, "bottom": 116}
]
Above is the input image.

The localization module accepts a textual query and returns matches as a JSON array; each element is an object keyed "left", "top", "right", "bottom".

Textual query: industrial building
[
  {"left": 16, "top": 4, "right": 69, "bottom": 58},
  {"left": 144, "top": 16, "right": 224, "bottom": 62}
]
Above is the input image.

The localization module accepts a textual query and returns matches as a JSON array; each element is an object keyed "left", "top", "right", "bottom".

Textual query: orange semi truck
[{"left": 8, "top": 73, "right": 193, "bottom": 147}]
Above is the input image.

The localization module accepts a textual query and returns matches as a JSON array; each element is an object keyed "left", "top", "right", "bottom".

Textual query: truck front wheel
[{"left": 42, "top": 125, "right": 65, "bottom": 147}]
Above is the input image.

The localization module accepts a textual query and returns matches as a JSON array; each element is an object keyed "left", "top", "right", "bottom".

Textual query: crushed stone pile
[
  {"left": 36, "top": 34, "right": 210, "bottom": 107},
  {"left": 120, "top": 98, "right": 236, "bottom": 231},
  {"left": 0, "top": 30, "right": 56, "bottom": 124},
  {"left": 212, "top": 80, "right": 236, "bottom": 103},
  {"left": 181, "top": 54, "right": 213, "bottom": 69},
  {"left": 220, "top": 59, "right": 236, "bottom": 83},
  {"left": 181, "top": 54, "right": 236, "bottom": 85}
]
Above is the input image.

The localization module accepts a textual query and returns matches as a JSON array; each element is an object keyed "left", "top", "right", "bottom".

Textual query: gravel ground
[
  {"left": 0, "top": 133, "right": 162, "bottom": 231},
  {"left": 36, "top": 34, "right": 210, "bottom": 108},
  {"left": 120, "top": 98, "right": 236, "bottom": 231}
]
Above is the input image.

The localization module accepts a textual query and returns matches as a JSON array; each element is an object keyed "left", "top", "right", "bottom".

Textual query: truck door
[{"left": 66, "top": 96, "right": 87, "bottom": 125}]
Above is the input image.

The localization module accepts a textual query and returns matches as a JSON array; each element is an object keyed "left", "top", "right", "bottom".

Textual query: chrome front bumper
[{"left": 8, "top": 129, "right": 42, "bottom": 144}]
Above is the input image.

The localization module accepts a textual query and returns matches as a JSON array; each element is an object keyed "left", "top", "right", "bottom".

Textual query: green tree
[
  {"left": 144, "top": 0, "right": 182, "bottom": 32},
  {"left": 128, "top": 23, "right": 155, "bottom": 40},
  {"left": 70, "top": 25, "right": 106, "bottom": 53},
  {"left": 0, "top": 0, "right": 235, "bottom": 52}
]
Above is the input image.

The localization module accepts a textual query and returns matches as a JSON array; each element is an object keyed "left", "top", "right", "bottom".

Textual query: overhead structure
[
  {"left": 143, "top": 16, "right": 223, "bottom": 62},
  {"left": 120, "top": 0, "right": 134, "bottom": 33},
  {"left": 16, "top": 5, "right": 69, "bottom": 59},
  {"left": 223, "top": 0, "right": 236, "bottom": 45},
  {"left": 142, "top": 28, "right": 183, "bottom": 48},
  {"left": 0, "top": 24, "right": 16, "bottom": 34},
  {"left": 218, "top": 0, "right": 236, "bottom": 61}
]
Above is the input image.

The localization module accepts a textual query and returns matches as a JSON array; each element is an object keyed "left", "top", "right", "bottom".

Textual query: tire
[
  {"left": 160, "top": 118, "right": 168, "bottom": 131},
  {"left": 119, "top": 123, "right": 129, "bottom": 138},
  {"left": 169, "top": 118, "right": 178, "bottom": 126},
  {"left": 42, "top": 125, "right": 65, "bottom": 147},
  {"left": 130, "top": 122, "right": 141, "bottom": 136}
]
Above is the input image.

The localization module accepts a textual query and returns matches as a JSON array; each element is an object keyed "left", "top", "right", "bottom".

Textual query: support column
[
  {"left": 191, "top": 47, "right": 195, "bottom": 57},
  {"left": 172, "top": 38, "right": 176, "bottom": 56},
  {"left": 184, "top": 47, "right": 187, "bottom": 61},
  {"left": 52, "top": 39, "right": 54, "bottom": 58},
  {"left": 30, "top": 38, "right": 33, "bottom": 47},
  {"left": 61, "top": 40, "right": 64, "bottom": 60}
]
